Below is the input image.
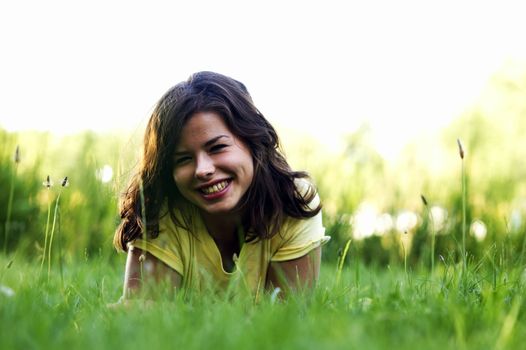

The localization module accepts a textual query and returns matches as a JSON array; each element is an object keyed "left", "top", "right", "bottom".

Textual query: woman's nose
[{"left": 195, "top": 154, "right": 215, "bottom": 179}]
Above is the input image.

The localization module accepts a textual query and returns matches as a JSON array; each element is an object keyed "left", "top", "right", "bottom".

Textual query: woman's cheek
[{"left": 172, "top": 168, "right": 188, "bottom": 187}]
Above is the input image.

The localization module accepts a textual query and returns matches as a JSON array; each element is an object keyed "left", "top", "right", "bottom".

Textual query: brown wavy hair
[{"left": 114, "top": 71, "right": 321, "bottom": 251}]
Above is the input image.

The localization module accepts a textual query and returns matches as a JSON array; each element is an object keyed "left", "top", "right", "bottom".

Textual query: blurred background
[{"left": 1, "top": 0, "right": 525, "bottom": 266}]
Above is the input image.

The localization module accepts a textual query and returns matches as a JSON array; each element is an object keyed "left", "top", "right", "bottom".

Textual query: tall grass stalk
[
  {"left": 56, "top": 201, "right": 64, "bottom": 287},
  {"left": 3, "top": 145, "right": 20, "bottom": 255},
  {"left": 462, "top": 159, "right": 466, "bottom": 274},
  {"left": 457, "top": 138, "right": 467, "bottom": 279},
  {"left": 421, "top": 194, "right": 435, "bottom": 273},
  {"left": 47, "top": 177, "right": 68, "bottom": 281},
  {"left": 47, "top": 192, "right": 61, "bottom": 280},
  {"left": 335, "top": 239, "right": 351, "bottom": 286},
  {"left": 401, "top": 239, "right": 408, "bottom": 279},
  {"left": 40, "top": 176, "right": 53, "bottom": 273}
]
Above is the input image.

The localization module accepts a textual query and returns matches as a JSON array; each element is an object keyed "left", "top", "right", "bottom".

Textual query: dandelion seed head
[
  {"left": 97, "top": 165, "right": 113, "bottom": 184},
  {"left": 374, "top": 213, "right": 393, "bottom": 236},
  {"left": 430, "top": 206, "right": 448, "bottom": 232},
  {"left": 470, "top": 220, "right": 487, "bottom": 241},
  {"left": 351, "top": 203, "right": 378, "bottom": 240},
  {"left": 395, "top": 211, "right": 418, "bottom": 233}
]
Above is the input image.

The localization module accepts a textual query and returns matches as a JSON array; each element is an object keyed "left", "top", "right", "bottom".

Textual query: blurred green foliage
[
  {"left": 1, "top": 61, "right": 525, "bottom": 268},
  {"left": 0, "top": 129, "right": 139, "bottom": 263}
]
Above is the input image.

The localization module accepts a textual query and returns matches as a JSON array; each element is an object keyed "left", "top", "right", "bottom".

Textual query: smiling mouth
[{"left": 200, "top": 180, "right": 230, "bottom": 195}]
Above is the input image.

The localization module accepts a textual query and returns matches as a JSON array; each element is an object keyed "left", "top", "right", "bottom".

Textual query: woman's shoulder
[
  {"left": 293, "top": 177, "right": 320, "bottom": 209},
  {"left": 272, "top": 178, "right": 322, "bottom": 238},
  {"left": 129, "top": 205, "right": 195, "bottom": 260},
  {"left": 270, "top": 180, "right": 328, "bottom": 258},
  {"left": 293, "top": 177, "right": 313, "bottom": 192}
]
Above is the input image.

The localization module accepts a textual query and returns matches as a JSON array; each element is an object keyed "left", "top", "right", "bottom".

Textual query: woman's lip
[
  {"left": 200, "top": 180, "right": 231, "bottom": 200},
  {"left": 196, "top": 178, "right": 231, "bottom": 191}
]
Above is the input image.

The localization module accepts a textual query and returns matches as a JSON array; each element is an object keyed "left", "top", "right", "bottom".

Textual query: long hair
[{"left": 114, "top": 71, "right": 321, "bottom": 251}]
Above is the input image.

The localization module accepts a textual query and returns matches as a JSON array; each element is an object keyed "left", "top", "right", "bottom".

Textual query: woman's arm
[
  {"left": 266, "top": 246, "right": 321, "bottom": 294},
  {"left": 123, "top": 246, "right": 182, "bottom": 299}
]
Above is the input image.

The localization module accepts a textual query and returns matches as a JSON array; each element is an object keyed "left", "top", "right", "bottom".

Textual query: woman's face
[{"left": 172, "top": 111, "right": 254, "bottom": 217}]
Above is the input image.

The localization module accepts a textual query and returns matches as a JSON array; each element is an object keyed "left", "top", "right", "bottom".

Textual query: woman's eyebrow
[
  {"left": 174, "top": 135, "right": 230, "bottom": 156},
  {"left": 173, "top": 151, "right": 189, "bottom": 157},
  {"left": 204, "top": 135, "right": 230, "bottom": 147}
]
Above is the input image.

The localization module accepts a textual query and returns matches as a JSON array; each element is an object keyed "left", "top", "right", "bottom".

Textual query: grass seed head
[
  {"left": 43, "top": 175, "right": 53, "bottom": 188},
  {"left": 14, "top": 145, "right": 20, "bottom": 163},
  {"left": 456, "top": 138, "right": 465, "bottom": 159},
  {"left": 420, "top": 194, "right": 428, "bottom": 206},
  {"left": 61, "top": 176, "right": 69, "bottom": 187}
]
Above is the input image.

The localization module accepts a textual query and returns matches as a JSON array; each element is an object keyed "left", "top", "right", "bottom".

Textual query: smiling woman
[
  {"left": 113, "top": 71, "right": 330, "bottom": 300},
  {"left": 172, "top": 112, "right": 254, "bottom": 218}
]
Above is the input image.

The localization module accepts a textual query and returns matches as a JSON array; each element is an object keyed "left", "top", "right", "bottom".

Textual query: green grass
[{"left": 1, "top": 254, "right": 524, "bottom": 350}]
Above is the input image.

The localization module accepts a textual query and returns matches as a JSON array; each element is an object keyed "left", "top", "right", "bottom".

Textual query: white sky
[{"left": 1, "top": 0, "right": 525, "bottom": 159}]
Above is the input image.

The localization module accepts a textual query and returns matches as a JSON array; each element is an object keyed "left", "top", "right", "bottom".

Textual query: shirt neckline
[{"left": 197, "top": 213, "right": 244, "bottom": 276}]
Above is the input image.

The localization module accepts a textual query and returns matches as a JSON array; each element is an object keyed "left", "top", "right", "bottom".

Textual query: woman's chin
[{"left": 197, "top": 200, "right": 237, "bottom": 216}]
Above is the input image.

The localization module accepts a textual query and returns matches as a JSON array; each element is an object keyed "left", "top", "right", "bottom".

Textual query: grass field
[{"left": 1, "top": 251, "right": 525, "bottom": 350}]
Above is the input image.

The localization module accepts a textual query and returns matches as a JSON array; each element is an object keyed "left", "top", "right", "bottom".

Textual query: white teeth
[{"left": 202, "top": 181, "right": 228, "bottom": 194}]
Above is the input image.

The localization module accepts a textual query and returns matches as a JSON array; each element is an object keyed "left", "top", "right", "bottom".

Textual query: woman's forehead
[{"left": 176, "top": 112, "right": 233, "bottom": 149}]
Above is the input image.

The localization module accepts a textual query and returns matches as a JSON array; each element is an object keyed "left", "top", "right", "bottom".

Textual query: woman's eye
[
  {"left": 174, "top": 156, "right": 191, "bottom": 165},
  {"left": 210, "top": 144, "right": 228, "bottom": 152}
]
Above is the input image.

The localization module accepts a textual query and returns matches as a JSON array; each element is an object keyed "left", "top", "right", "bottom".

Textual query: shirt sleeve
[
  {"left": 129, "top": 214, "right": 185, "bottom": 276},
  {"left": 271, "top": 193, "right": 330, "bottom": 262}
]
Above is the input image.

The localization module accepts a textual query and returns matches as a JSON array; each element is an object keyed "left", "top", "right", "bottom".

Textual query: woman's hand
[
  {"left": 265, "top": 246, "right": 321, "bottom": 295},
  {"left": 122, "top": 246, "right": 182, "bottom": 300}
]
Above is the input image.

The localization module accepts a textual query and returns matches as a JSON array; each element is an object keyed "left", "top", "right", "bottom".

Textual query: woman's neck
[{"left": 200, "top": 211, "right": 242, "bottom": 244}]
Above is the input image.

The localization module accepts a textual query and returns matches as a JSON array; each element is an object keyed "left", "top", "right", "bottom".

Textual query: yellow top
[{"left": 131, "top": 182, "right": 329, "bottom": 295}]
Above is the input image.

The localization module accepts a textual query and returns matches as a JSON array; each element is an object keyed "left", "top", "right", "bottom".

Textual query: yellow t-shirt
[{"left": 131, "top": 183, "right": 329, "bottom": 295}]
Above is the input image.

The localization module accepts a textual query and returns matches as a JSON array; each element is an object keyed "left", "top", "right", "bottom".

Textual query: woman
[{"left": 114, "top": 71, "right": 329, "bottom": 300}]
